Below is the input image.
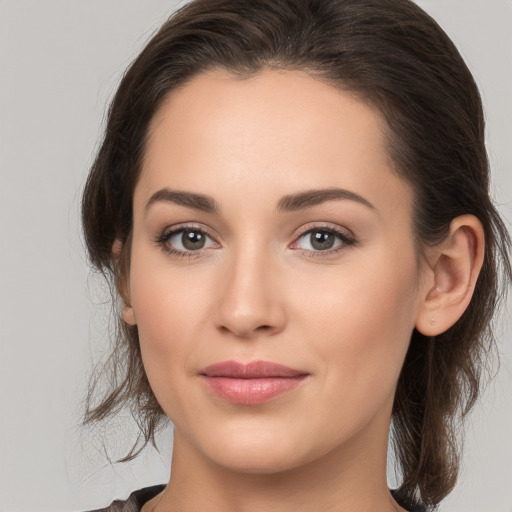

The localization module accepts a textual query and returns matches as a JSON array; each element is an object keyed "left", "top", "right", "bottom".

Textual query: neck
[{"left": 150, "top": 415, "right": 405, "bottom": 512}]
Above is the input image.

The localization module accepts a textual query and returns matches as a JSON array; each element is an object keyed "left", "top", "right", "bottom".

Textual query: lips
[{"left": 199, "top": 360, "right": 309, "bottom": 404}]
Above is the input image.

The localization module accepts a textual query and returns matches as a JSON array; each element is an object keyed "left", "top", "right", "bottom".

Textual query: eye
[
  {"left": 156, "top": 226, "right": 218, "bottom": 258},
  {"left": 292, "top": 226, "right": 357, "bottom": 256}
]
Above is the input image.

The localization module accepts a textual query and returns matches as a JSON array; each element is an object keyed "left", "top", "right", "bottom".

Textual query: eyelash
[
  {"left": 292, "top": 224, "right": 357, "bottom": 258},
  {"left": 155, "top": 223, "right": 357, "bottom": 260}
]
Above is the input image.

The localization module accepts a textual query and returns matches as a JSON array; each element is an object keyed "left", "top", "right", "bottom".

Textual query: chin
[
  {"left": 185, "top": 421, "right": 307, "bottom": 474},
  {"left": 194, "top": 420, "right": 340, "bottom": 477}
]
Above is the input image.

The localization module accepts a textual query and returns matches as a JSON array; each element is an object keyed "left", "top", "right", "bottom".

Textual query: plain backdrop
[{"left": 0, "top": 1, "right": 511, "bottom": 511}]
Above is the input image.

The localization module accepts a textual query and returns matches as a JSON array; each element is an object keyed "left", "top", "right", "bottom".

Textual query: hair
[{"left": 81, "top": 0, "right": 511, "bottom": 509}]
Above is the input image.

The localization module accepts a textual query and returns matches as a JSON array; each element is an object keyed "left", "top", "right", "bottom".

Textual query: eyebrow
[
  {"left": 276, "top": 188, "right": 375, "bottom": 212},
  {"left": 144, "top": 187, "right": 376, "bottom": 214},
  {"left": 145, "top": 188, "right": 219, "bottom": 213}
]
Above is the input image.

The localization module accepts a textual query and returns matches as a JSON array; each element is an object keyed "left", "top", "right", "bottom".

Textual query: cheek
[
  {"left": 129, "top": 241, "right": 210, "bottom": 344},
  {"left": 127, "top": 247, "right": 211, "bottom": 406},
  {"left": 296, "top": 252, "right": 419, "bottom": 402}
]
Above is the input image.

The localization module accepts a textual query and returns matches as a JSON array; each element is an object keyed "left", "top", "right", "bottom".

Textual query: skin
[{"left": 119, "top": 69, "right": 484, "bottom": 512}]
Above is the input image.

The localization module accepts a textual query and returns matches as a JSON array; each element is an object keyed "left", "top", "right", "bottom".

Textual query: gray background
[{"left": 0, "top": 1, "right": 511, "bottom": 511}]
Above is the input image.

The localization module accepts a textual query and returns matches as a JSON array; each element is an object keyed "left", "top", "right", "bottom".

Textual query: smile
[{"left": 199, "top": 360, "right": 309, "bottom": 405}]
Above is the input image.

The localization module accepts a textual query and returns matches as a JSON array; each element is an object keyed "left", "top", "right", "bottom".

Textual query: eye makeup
[{"left": 153, "top": 222, "right": 358, "bottom": 260}]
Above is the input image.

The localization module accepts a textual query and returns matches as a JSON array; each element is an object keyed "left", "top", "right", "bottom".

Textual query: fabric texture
[
  {"left": 84, "top": 484, "right": 426, "bottom": 512},
  {"left": 84, "top": 484, "right": 166, "bottom": 512}
]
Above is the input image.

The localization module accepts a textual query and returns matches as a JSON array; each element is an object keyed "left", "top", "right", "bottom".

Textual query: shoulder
[{"left": 83, "top": 484, "right": 166, "bottom": 512}]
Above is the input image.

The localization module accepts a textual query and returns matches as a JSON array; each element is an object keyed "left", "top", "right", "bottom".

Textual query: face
[{"left": 124, "top": 69, "right": 428, "bottom": 475}]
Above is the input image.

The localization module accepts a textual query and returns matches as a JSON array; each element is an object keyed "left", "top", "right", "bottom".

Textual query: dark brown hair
[{"left": 81, "top": 0, "right": 511, "bottom": 509}]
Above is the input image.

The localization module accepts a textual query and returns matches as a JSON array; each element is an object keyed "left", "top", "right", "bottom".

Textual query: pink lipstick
[{"left": 199, "top": 360, "right": 309, "bottom": 404}]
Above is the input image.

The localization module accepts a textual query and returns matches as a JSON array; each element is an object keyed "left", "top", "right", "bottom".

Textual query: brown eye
[
  {"left": 180, "top": 229, "right": 207, "bottom": 250},
  {"left": 309, "top": 230, "right": 336, "bottom": 251},
  {"left": 157, "top": 226, "right": 218, "bottom": 257},
  {"left": 293, "top": 226, "right": 357, "bottom": 256}
]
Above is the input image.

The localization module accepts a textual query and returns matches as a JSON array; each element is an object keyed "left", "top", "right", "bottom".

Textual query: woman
[{"left": 81, "top": 0, "right": 511, "bottom": 511}]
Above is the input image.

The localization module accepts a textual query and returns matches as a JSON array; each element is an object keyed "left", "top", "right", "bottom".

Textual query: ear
[
  {"left": 112, "top": 238, "right": 137, "bottom": 326},
  {"left": 415, "top": 215, "right": 485, "bottom": 336}
]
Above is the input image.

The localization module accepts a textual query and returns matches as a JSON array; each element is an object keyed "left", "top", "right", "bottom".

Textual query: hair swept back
[{"left": 81, "top": 0, "right": 511, "bottom": 509}]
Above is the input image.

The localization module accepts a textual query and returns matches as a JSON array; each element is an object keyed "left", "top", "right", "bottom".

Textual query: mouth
[{"left": 199, "top": 360, "right": 309, "bottom": 405}]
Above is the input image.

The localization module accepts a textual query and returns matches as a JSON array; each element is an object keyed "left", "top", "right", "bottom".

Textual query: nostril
[{"left": 218, "top": 323, "right": 275, "bottom": 338}]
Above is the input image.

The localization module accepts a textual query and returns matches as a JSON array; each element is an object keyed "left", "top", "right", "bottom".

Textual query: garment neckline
[{"left": 129, "top": 484, "right": 425, "bottom": 512}]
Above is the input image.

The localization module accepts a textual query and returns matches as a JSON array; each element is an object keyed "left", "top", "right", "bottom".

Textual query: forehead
[
  {"left": 145, "top": 68, "right": 389, "bottom": 174},
  {"left": 137, "top": 68, "right": 413, "bottom": 225}
]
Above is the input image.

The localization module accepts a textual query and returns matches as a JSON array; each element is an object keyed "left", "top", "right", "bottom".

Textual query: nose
[{"left": 213, "top": 244, "right": 286, "bottom": 339}]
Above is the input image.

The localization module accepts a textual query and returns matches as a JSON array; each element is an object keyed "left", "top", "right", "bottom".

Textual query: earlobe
[
  {"left": 112, "top": 238, "right": 123, "bottom": 258},
  {"left": 112, "top": 238, "right": 137, "bottom": 326},
  {"left": 415, "top": 215, "right": 485, "bottom": 336},
  {"left": 122, "top": 305, "right": 137, "bottom": 326}
]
